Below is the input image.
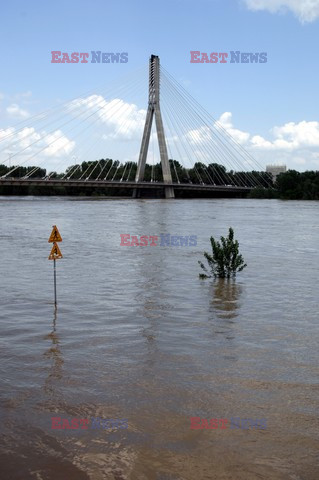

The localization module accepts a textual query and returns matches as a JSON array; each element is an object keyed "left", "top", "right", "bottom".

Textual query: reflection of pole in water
[
  {"left": 210, "top": 278, "right": 242, "bottom": 319},
  {"left": 43, "top": 311, "right": 64, "bottom": 396}
]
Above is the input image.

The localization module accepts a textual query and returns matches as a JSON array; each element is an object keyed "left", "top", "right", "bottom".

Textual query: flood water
[{"left": 0, "top": 197, "right": 318, "bottom": 480}]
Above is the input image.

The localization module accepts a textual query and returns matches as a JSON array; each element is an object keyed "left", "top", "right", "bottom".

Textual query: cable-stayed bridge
[{"left": 0, "top": 55, "right": 272, "bottom": 198}]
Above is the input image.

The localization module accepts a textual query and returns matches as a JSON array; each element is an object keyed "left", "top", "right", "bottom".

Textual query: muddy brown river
[{"left": 0, "top": 197, "right": 318, "bottom": 479}]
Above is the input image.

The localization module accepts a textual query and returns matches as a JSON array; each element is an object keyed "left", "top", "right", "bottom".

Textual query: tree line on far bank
[
  {"left": 249, "top": 170, "right": 319, "bottom": 200},
  {"left": 0, "top": 159, "right": 318, "bottom": 199},
  {"left": 0, "top": 159, "right": 270, "bottom": 196}
]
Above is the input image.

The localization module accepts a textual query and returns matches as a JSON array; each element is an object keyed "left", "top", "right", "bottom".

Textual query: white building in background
[{"left": 266, "top": 165, "right": 287, "bottom": 182}]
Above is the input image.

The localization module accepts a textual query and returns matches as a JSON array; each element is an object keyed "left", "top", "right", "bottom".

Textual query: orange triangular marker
[
  {"left": 48, "top": 225, "right": 62, "bottom": 243},
  {"left": 48, "top": 242, "right": 63, "bottom": 260}
]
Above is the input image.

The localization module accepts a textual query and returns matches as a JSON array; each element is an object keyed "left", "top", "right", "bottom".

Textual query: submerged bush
[{"left": 198, "top": 227, "right": 247, "bottom": 279}]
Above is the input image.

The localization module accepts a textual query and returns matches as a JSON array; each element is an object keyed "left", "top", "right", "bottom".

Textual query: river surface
[{"left": 0, "top": 197, "right": 318, "bottom": 480}]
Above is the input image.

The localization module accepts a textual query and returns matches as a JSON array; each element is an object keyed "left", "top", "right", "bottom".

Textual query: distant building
[{"left": 266, "top": 165, "right": 287, "bottom": 182}]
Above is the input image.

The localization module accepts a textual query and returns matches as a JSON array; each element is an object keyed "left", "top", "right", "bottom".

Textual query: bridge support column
[{"left": 134, "top": 55, "right": 174, "bottom": 199}]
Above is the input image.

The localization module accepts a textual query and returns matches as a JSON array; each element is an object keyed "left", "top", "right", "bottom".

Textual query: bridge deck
[{"left": 0, "top": 178, "right": 253, "bottom": 193}]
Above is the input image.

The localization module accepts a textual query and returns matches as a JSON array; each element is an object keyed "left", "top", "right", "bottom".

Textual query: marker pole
[{"left": 53, "top": 258, "right": 57, "bottom": 309}]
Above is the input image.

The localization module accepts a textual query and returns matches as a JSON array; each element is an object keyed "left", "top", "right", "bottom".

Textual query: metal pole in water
[
  {"left": 53, "top": 258, "right": 57, "bottom": 309},
  {"left": 48, "top": 226, "right": 63, "bottom": 310}
]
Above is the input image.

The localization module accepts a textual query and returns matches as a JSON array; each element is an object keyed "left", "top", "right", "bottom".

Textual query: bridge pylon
[{"left": 133, "top": 55, "right": 174, "bottom": 199}]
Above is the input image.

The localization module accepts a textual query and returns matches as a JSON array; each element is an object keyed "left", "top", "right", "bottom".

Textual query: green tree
[
  {"left": 207, "top": 163, "right": 228, "bottom": 185},
  {"left": 198, "top": 227, "right": 247, "bottom": 278}
]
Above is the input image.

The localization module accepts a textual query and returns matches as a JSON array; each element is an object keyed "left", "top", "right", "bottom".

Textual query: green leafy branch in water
[{"left": 198, "top": 227, "right": 247, "bottom": 279}]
